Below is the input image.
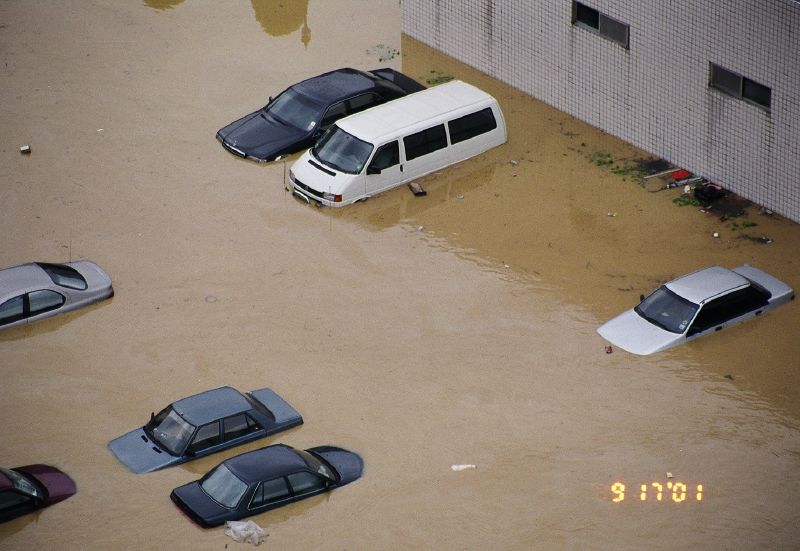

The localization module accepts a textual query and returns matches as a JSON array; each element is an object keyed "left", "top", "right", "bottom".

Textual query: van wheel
[{"left": 355, "top": 196, "right": 370, "bottom": 203}]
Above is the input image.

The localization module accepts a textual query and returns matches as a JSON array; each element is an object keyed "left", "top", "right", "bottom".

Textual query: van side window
[
  {"left": 404, "top": 124, "right": 447, "bottom": 161},
  {"left": 368, "top": 141, "right": 399, "bottom": 172},
  {"left": 448, "top": 107, "right": 498, "bottom": 144}
]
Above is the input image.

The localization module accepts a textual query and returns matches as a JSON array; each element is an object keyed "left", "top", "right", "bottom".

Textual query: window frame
[
  {"left": 186, "top": 420, "right": 222, "bottom": 455},
  {"left": 448, "top": 107, "right": 498, "bottom": 145},
  {"left": 709, "top": 63, "right": 771, "bottom": 111},
  {"left": 571, "top": 1, "right": 630, "bottom": 49},
  {"left": 248, "top": 477, "right": 291, "bottom": 510}
]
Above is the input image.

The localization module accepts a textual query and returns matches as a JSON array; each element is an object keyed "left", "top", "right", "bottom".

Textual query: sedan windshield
[
  {"left": 145, "top": 406, "right": 196, "bottom": 455},
  {"left": 200, "top": 464, "right": 248, "bottom": 509},
  {"left": 0, "top": 468, "right": 42, "bottom": 499},
  {"left": 312, "top": 126, "right": 373, "bottom": 175},
  {"left": 266, "top": 88, "right": 323, "bottom": 131},
  {"left": 635, "top": 286, "right": 699, "bottom": 334}
]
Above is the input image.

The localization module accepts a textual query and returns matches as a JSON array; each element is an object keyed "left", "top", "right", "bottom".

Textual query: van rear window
[
  {"left": 404, "top": 124, "right": 447, "bottom": 161},
  {"left": 448, "top": 108, "right": 497, "bottom": 144}
]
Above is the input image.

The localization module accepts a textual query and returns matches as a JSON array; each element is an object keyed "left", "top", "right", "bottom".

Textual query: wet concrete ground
[{"left": 1, "top": 2, "right": 799, "bottom": 549}]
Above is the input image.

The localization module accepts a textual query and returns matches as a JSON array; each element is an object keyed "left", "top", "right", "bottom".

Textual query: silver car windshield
[
  {"left": 201, "top": 464, "right": 248, "bottom": 509},
  {"left": 635, "top": 286, "right": 699, "bottom": 334},
  {"left": 312, "top": 126, "right": 373, "bottom": 175},
  {"left": 145, "top": 406, "right": 196, "bottom": 455},
  {"left": 266, "top": 88, "right": 322, "bottom": 131},
  {"left": 0, "top": 468, "right": 41, "bottom": 499}
]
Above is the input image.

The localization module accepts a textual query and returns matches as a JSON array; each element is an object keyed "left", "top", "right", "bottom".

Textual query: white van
[{"left": 289, "top": 80, "right": 507, "bottom": 207}]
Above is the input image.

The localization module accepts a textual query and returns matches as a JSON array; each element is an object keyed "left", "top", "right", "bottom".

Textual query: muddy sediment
[{"left": 1, "top": 2, "right": 799, "bottom": 550}]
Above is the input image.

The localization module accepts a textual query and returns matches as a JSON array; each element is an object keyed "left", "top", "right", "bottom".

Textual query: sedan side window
[
  {"left": 320, "top": 101, "right": 347, "bottom": 128},
  {"left": 0, "top": 491, "right": 35, "bottom": 514},
  {"left": 0, "top": 296, "right": 25, "bottom": 326},
  {"left": 27, "top": 290, "right": 66, "bottom": 316},
  {"left": 223, "top": 414, "right": 262, "bottom": 441},
  {"left": 347, "top": 93, "right": 379, "bottom": 114},
  {"left": 250, "top": 477, "right": 290, "bottom": 509},
  {"left": 187, "top": 422, "right": 221, "bottom": 454},
  {"left": 287, "top": 472, "right": 327, "bottom": 495},
  {"left": 367, "top": 141, "right": 399, "bottom": 173},
  {"left": 689, "top": 287, "right": 768, "bottom": 335}
]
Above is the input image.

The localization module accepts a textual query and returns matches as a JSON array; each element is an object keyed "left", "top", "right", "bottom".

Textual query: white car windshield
[
  {"left": 201, "top": 464, "right": 248, "bottom": 509},
  {"left": 312, "top": 126, "right": 373, "bottom": 175},
  {"left": 145, "top": 406, "right": 196, "bottom": 455},
  {"left": 635, "top": 286, "right": 699, "bottom": 334}
]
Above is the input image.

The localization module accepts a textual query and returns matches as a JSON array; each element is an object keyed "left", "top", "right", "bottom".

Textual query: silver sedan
[
  {"left": 0, "top": 261, "right": 113, "bottom": 330},
  {"left": 598, "top": 265, "right": 794, "bottom": 355}
]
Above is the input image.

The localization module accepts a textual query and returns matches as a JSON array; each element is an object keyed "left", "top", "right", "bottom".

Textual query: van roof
[{"left": 336, "top": 80, "right": 497, "bottom": 143}]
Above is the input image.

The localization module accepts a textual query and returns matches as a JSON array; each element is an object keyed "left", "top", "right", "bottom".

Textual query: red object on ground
[{"left": 671, "top": 169, "right": 691, "bottom": 180}]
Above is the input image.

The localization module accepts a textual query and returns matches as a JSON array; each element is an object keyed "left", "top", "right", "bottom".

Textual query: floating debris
[
  {"left": 451, "top": 464, "right": 476, "bottom": 472},
  {"left": 20, "top": 144, "right": 31, "bottom": 154}
]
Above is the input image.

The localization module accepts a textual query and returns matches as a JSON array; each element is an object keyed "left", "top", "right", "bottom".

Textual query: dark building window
[
  {"left": 572, "top": 2, "right": 629, "bottom": 49},
  {"left": 709, "top": 63, "right": 771, "bottom": 111}
]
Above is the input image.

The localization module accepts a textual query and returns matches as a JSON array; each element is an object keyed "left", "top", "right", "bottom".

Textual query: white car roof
[
  {"left": 665, "top": 266, "right": 749, "bottom": 304},
  {"left": 336, "top": 80, "right": 497, "bottom": 144}
]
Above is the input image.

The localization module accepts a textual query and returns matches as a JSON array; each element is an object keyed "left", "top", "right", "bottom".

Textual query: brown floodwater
[{"left": 1, "top": 2, "right": 799, "bottom": 550}]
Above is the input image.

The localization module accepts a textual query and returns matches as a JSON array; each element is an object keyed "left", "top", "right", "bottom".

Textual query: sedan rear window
[
  {"left": 37, "top": 263, "right": 87, "bottom": 290},
  {"left": 635, "top": 286, "right": 699, "bottom": 334}
]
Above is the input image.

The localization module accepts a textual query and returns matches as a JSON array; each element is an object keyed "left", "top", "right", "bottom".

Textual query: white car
[{"left": 598, "top": 265, "right": 794, "bottom": 355}]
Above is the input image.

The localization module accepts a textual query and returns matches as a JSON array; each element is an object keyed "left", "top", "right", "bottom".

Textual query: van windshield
[{"left": 312, "top": 126, "right": 373, "bottom": 174}]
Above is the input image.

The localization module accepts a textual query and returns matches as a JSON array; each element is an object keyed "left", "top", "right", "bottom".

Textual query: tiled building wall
[{"left": 402, "top": 0, "right": 800, "bottom": 222}]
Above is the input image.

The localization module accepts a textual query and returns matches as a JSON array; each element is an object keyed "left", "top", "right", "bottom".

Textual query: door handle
[{"left": 400, "top": 164, "right": 404, "bottom": 172}]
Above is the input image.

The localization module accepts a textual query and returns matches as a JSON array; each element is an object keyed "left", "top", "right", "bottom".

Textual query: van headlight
[
  {"left": 289, "top": 170, "right": 296, "bottom": 183},
  {"left": 322, "top": 192, "right": 343, "bottom": 203}
]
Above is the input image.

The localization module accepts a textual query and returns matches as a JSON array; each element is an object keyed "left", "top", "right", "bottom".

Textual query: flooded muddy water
[{"left": 1, "top": 2, "right": 799, "bottom": 550}]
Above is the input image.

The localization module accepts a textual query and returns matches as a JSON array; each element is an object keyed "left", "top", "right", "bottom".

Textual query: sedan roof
[
  {"left": 224, "top": 445, "right": 307, "bottom": 483},
  {"left": 293, "top": 68, "right": 378, "bottom": 105},
  {"left": 665, "top": 266, "right": 749, "bottom": 304},
  {"left": 172, "top": 387, "right": 250, "bottom": 426},
  {"left": 0, "top": 263, "right": 51, "bottom": 295}
]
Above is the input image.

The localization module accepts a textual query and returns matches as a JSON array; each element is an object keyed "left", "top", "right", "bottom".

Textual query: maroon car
[{"left": 0, "top": 464, "right": 76, "bottom": 523}]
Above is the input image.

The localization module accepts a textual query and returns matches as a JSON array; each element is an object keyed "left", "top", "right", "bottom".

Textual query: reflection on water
[
  {"left": 143, "top": 0, "right": 185, "bottom": 10},
  {"left": 252, "top": 0, "right": 310, "bottom": 47},
  {"left": 144, "top": 0, "right": 312, "bottom": 46}
]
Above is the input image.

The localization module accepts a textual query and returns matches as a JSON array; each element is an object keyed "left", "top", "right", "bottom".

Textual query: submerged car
[
  {"left": 0, "top": 464, "right": 76, "bottom": 523},
  {"left": 598, "top": 265, "right": 794, "bottom": 355},
  {"left": 108, "top": 387, "right": 303, "bottom": 474},
  {"left": 171, "top": 443, "right": 363, "bottom": 527},
  {"left": 216, "top": 67, "right": 425, "bottom": 162},
  {"left": 0, "top": 261, "right": 113, "bottom": 330}
]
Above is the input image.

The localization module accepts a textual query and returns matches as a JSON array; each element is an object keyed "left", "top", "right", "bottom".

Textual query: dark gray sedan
[
  {"left": 216, "top": 67, "right": 425, "bottom": 162},
  {"left": 0, "top": 261, "right": 113, "bottom": 330},
  {"left": 108, "top": 387, "right": 303, "bottom": 474},
  {"left": 598, "top": 264, "right": 794, "bottom": 355},
  {"left": 171, "top": 443, "right": 363, "bottom": 527}
]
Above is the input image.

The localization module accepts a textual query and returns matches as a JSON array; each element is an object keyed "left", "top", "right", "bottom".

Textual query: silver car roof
[
  {"left": 0, "top": 263, "right": 52, "bottom": 295},
  {"left": 172, "top": 387, "right": 251, "bottom": 426},
  {"left": 665, "top": 266, "right": 749, "bottom": 304}
]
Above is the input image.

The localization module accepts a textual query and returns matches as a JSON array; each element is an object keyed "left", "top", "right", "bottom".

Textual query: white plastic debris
[
  {"left": 451, "top": 464, "right": 477, "bottom": 471},
  {"left": 666, "top": 472, "right": 674, "bottom": 479},
  {"left": 224, "top": 520, "right": 267, "bottom": 546},
  {"left": 20, "top": 144, "right": 31, "bottom": 154},
  {"left": 713, "top": 232, "right": 720, "bottom": 238}
]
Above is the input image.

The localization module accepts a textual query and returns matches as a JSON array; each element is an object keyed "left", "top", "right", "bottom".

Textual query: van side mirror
[
  {"left": 639, "top": 294, "right": 645, "bottom": 302},
  {"left": 367, "top": 166, "right": 381, "bottom": 175}
]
